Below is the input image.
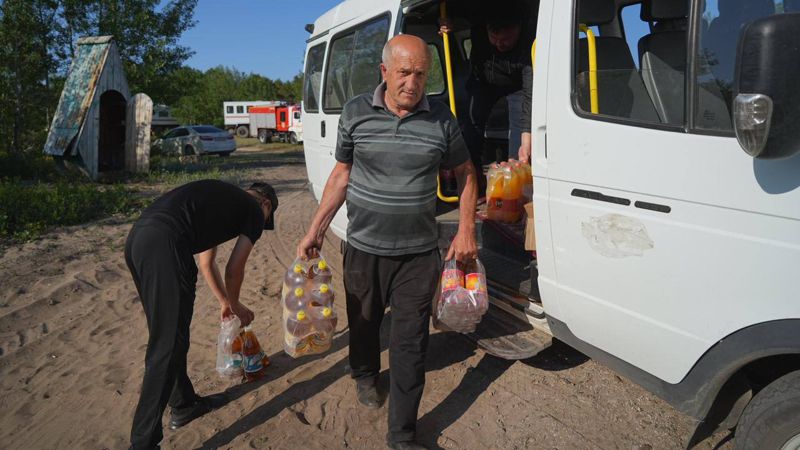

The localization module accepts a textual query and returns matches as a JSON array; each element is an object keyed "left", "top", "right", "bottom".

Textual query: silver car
[{"left": 154, "top": 125, "right": 237, "bottom": 156}]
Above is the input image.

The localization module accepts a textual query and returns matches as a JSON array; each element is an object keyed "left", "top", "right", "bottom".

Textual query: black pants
[
  {"left": 125, "top": 222, "right": 199, "bottom": 449},
  {"left": 343, "top": 244, "right": 441, "bottom": 443},
  {"left": 459, "top": 83, "right": 517, "bottom": 177}
]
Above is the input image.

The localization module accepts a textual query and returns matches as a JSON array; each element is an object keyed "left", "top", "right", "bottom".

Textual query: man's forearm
[
  {"left": 456, "top": 163, "right": 478, "bottom": 234},
  {"left": 308, "top": 166, "right": 349, "bottom": 240},
  {"left": 224, "top": 268, "right": 245, "bottom": 307},
  {"left": 199, "top": 249, "right": 230, "bottom": 307}
]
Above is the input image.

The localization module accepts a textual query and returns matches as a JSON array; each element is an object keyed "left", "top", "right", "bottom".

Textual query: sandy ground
[{"left": 0, "top": 148, "right": 733, "bottom": 449}]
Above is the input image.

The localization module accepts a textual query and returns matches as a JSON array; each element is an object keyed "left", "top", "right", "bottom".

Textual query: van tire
[
  {"left": 733, "top": 370, "right": 800, "bottom": 450},
  {"left": 235, "top": 125, "right": 249, "bottom": 138},
  {"left": 289, "top": 132, "right": 298, "bottom": 144}
]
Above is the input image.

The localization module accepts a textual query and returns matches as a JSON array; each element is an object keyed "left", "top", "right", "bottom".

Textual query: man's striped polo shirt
[{"left": 335, "top": 82, "right": 470, "bottom": 256}]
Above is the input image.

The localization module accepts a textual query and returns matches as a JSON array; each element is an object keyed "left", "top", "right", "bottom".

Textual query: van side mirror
[{"left": 734, "top": 13, "right": 800, "bottom": 159}]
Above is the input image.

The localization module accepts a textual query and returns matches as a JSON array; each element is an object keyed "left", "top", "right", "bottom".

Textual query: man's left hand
[{"left": 446, "top": 229, "right": 478, "bottom": 262}]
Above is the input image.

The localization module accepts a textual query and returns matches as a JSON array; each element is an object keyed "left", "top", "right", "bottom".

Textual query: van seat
[
  {"left": 576, "top": 0, "right": 660, "bottom": 122},
  {"left": 638, "top": 0, "right": 689, "bottom": 125}
]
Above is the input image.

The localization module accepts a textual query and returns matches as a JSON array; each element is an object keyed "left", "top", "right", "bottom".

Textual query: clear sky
[
  {"left": 178, "top": 0, "right": 341, "bottom": 81},
  {"left": 177, "top": 1, "right": 661, "bottom": 79}
]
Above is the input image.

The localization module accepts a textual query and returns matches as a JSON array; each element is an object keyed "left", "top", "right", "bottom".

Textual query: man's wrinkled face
[
  {"left": 488, "top": 25, "right": 521, "bottom": 52},
  {"left": 381, "top": 50, "right": 429, "bottom": 111}
]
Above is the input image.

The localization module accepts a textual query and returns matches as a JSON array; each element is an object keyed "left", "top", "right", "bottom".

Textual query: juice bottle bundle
[
  {"left": 216, "top": 315, "right": 270, "bottom": 383},
  {"left": 486, "top": 160, "right": 532, "bottom": 223},
  {"left": 282, "top": 255, "right": 339, "bottom": 358},
  {"left": 436, "top": 259, "right": 489, "bottom": 333}
]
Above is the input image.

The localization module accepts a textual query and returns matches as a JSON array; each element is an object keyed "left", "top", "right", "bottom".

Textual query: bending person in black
[{"left": 124, "top": 179, "right": 278, "bottom": 450}]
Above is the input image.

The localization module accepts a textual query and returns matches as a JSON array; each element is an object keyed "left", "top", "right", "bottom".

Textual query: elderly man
[{"left": 297, "top": 35, "right": 478, "bottom": 449}]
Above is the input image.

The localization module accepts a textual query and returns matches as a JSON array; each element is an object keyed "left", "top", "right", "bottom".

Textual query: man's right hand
[
  {"left": 296, "top": 233, "right": 323, "bottom": 260},
  {"left": 222, "top": 302, "right": 254, "bottom": 326},
  {"left": 438, "top": 17, "right": 453, "bottom": 35}
]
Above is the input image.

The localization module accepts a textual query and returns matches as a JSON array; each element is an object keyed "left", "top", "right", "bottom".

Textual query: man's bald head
[{"left": 381, "top": 34, "right": 431, "bottom": 69}]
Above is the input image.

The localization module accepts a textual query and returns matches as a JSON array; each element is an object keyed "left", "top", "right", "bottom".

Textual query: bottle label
[
  {"left": 231, "top": 353, "right": 243, "bottom": 369},
  {"left": 441, "top": 269, "right": 464, "bottom": 292},
  {"left": 465, "top": 273, "right": 486, "bottom": 294},
  {"left": 243, "top": 351, "right": 265, "bottom": 373},
  {"left": 500, "top": 198, "right": 519, "bottom": 213},
  {"left": 488, "top": 197, "right": 503, "bottom": 211}
]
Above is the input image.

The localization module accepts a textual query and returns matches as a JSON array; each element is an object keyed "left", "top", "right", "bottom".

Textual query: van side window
[
  {"left": 323, "top": 15, "right": 390, "bottom": 111},
  {"left": 236, "top": 106, "right": 244, "bottom": 114},
  {"left": 573, "top": 0, "right": 669, "bottom": 126},
  {"left": 226, "top": 106, "right": 233, "bottom": 114},
  {"left": 426, "top": 44, "right": 445, "bottom": 95},
  {"left": 304, "top": 43, "right": 326, "bottom": 113},
  {"left": 694, "top": 0, "right": 780, "bottom": 132}
]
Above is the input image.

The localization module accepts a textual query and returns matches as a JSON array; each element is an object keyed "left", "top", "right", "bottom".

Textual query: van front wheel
[{"left": 734, "top": 370, "right": 800, "bottom": 450}]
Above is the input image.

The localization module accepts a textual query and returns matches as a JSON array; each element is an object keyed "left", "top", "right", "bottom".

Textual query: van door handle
[
  {"left": 571, "top": 189, "right": 631, "bottom": 206},
  {"left": 321, "top": 120, "right": 326, "bottom": 138}
]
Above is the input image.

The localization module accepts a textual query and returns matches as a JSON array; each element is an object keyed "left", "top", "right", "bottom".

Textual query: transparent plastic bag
[
  {"left": 216, "top": 315, "right": 243, "bottom": 381},
  {"left": 281, "top": 252, "right": 338, "bottom": 358},
  {"left": 435, "top": 259, "right": 489, "bottom": 333}
]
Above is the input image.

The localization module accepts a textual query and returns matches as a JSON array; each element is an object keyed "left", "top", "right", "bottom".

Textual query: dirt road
[{"left": 0, "top": 148, "right": 731, "bottom": 449}]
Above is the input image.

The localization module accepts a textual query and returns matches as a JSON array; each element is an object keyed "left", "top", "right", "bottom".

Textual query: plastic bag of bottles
[
  {"left": 281, "top": 253, "right": 338, "bottom": 358},
  {"left": 436, "top": 258, "right": 489, "bottom": 333},
  {"left": 216, "top": 315, "right": 243, "bottom": 380},
  {"left": 215, "top": 316, "right": 270, "bottom": 383}
]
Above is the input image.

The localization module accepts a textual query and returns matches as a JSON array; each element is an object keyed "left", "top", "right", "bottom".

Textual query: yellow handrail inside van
[
  {"left": 438, "top": 1, "right": 459, "bottom": 203},
  {"left": 578, "top": 24, "right": 599, "bottom": 114}
]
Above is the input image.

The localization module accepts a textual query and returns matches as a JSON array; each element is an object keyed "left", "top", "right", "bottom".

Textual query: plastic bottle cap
[
  {"left": 319, "top": 284, "right": 329, "bottom": 293},
  {"left": 297, "top": 310, "right": 307, "bottom": 321},
  {"left": 293, "top": 264, "right": 303, "bottom": 274},
  {"left": 294, "top": 287, "right": 304, "bottom": 297},
  {"left": 322, "top": 307, "right": 332, "bottom": 317},
  {"left": 318, "top": 260, "right": 328, "bottom": 270}
]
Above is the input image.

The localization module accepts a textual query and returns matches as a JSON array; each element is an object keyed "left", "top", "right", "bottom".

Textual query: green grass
[
  {"left": 0, "top": 180, "right": 144, "bottom": 241},
  {"left": 234, "top": 137, "right": 303, "bottom": 152},
  {"left": 0, "top": 143, "right": 304, "bottom": 243}
]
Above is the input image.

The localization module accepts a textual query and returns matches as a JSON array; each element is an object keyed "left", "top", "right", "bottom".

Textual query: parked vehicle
[
  {"left": 301, "top": 0, "right": 800, "bottom": 448},
  {"left": 153, "top": 125, "right": 236, "bottom": 157},
  {"left": 249, "top": 104, "right": 304, "bottom": 144},
  {"left": 223, "top": 100, "right": 284, "bottom": 137}
]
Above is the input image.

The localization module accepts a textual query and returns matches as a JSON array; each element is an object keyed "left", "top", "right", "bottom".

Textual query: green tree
[
  {"left": 58, "top": 0, "right": 198, "bottom": 104},
  {"left": 0, "top": 0, "right": 59, "bottom": 154}
]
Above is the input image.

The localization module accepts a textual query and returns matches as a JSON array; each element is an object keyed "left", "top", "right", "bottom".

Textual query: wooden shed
[{"left": 43, "top": 36, "right": 149, "bottom": 179}]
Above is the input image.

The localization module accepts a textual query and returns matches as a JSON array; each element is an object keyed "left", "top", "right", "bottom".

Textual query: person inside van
[
  {"left": 297, "top": 34, "right": 478, "bottom": 450},
  {"left": 440, "top": 0, "right": 535, "bottom": 176}
]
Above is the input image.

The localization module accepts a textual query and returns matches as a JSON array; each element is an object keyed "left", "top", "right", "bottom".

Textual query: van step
[
  {"left": 465, "top": 303, "right": 552, "bottom": 360},
  {"left": 479, "top": 247, "right": 540, "bottom": 301}
]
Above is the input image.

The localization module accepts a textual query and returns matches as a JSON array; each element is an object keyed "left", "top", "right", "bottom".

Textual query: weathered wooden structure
[
  {"left": 44, "top": 36, "right": 151, "bottom": 179},
  {"left": 125, "top": 93, "right": 153, "bottom": 173}
]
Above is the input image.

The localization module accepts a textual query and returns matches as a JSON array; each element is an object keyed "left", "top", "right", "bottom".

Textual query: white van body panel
[{"left": 539, "top": 0, "right": 800, "bottom": 383}]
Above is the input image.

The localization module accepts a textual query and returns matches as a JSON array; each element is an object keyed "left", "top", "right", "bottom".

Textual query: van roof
[{"left": 309, "top": 0, "right": 421, "bottom": 40}]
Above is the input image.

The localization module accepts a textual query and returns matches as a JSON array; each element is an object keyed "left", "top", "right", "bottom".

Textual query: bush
[
  {"left": 0, "top": 181, "right": 144, "bottom": 240},
  {"left": 0, "top": 151, "right": 62, "bottom": 181}
]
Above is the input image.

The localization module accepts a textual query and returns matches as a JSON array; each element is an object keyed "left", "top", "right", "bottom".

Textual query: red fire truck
[{"left": 248, "top": 104, "right": 303, "bottom": 144}]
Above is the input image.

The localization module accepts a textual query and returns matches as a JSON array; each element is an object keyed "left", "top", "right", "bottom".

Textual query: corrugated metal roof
[{"left": 43, "top": 36, "right": 113, "bottom": 156}]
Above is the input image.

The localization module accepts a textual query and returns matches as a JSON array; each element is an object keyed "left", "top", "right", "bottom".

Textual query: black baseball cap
[{"left": 248, "top": 182, "right": 279, "bottom": 230}]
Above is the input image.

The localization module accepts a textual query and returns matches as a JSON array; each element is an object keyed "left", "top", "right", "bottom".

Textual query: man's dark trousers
[
  {"left": 459, "top": 82, "right": 517, "bottom": 175},
  {"left": 125, "top": 222, "right": 199, "bottom": 449},
  {"left": 343, "top": 243, "right": 441, "bottom": 444}
]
